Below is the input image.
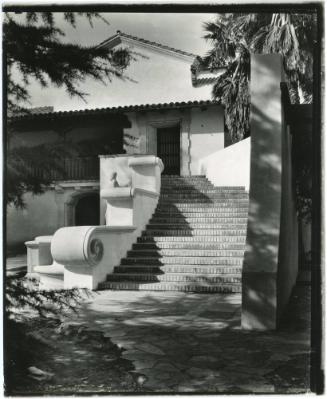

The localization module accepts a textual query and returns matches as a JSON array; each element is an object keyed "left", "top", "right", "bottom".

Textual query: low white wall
[
  {"left": 49, "top": 155, "right": 163, "bottom": 290},
  {"left": 199, "top": 137, "right": 251, "bottom": 189},
  {"left": 7, "top": 191, "right": 61, "bottom": 247},
  {"left": 93, "top": 190, "right": 159, "bottom": 289}
]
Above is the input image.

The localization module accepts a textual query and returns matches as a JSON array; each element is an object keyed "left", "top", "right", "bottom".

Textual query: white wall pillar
[{"left": 242, "top": 54, "right": 284, "bottom": 330}]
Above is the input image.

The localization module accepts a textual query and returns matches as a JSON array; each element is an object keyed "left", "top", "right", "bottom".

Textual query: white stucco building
[
  {"left": 7, "top": 28, "right": 305, "bottom": 331},
  {"left": 8, "top": 30, "right": 227, "bottom": 247}
]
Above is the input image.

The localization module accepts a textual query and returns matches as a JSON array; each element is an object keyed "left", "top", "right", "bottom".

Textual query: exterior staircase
[{"left": 99, "top": 175, "right": 249, "bottom": 293}]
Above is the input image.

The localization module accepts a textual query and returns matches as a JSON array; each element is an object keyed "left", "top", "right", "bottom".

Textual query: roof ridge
[{"left": 100, "top": 30, "right": 198, "bottom": 59}]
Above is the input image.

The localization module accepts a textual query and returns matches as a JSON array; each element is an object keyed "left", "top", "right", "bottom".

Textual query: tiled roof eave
[
  {"left": 10, "top": 100, "right": 221, "bottom": 122},
  {"left": 98, "top": 31, "right": 198, "bottom": 61}
]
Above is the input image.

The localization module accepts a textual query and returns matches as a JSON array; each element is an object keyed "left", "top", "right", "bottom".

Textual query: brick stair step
[
  {"left": 153, "top": 211, "right": 249, "bottom": 217},
  {"left": 138, "top": 236, "right": 246, "bottom": 242},
  {"left": 161, "top": 175, "right": 206, "bottom": 178},
  {"left": 98, "top": 178, "right": 248, "bottom": 294},
  {"left": 160, "top": 184, "right": 211, "bottom": 187},
  {"left": 150, "top": 217, "right": 248, "bottom": 224},
  {"left": 147, "top": 224, "right": 247, "bottom": 229},
  {"left": 161, "top": 191, "right": 248, "bottom": 195},
  {"left": 161, "top": 182, "right": 210, "bottom": 186},
  {"left": 106, "top": 273, "right": 241, "bottom": 283},
  {"left": 114, "top": 265, "right": 242, "bottom": 274},
  {"left": 142, "top": 229, "right": 246, "bottom": 236},
  {"left": 155, "top": 210, "right": 248, "bottom": 215},
  {"left": 160, "top": 193, "right": 247, "bottom": 198},
  {"left": 98, "top": 281, "right": 241, "bottom": 293},
  {"left": 121, "top": 257, "right": 243, "bottom": 265},
  {"left": 161, "top": 188, "right": 245, "bottom": 194},
  {"left": 157, "top": 204, "right": 249, "bottom": 211},
  {"left": 159, "top": 194, "right": 249, "bottom": 200},
  {"left": 159, "top": 195, "right": 249, "bottom": 199},
  {"left": 155, "top": 211, "right": 249, "bottom": 217},
  {"left": 158, "top": 200, "right": 249, "bottom": 206},
  {"left": 145, "top": 224, "right": 247, "bottom": 230},
  {"left": 133, "top": 242, "right": 245, "bottom": 250},
  {"left": 127, "top": 249, "right": 245, "bottom": 257},
  {"left": 161, "top": 185, "right": 245, "bottom": 189},
  {"left": 161, "top": 187, "right": 213, "bottom": 191}
]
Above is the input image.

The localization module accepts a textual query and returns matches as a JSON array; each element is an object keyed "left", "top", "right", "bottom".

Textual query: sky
[{"left": 10, "top": 12, "right": 217, "bottom": 111}]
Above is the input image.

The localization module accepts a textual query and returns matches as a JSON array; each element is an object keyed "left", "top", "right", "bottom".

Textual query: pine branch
[{"left": 4, "top": 13, "right": 130, "bottom": 113}]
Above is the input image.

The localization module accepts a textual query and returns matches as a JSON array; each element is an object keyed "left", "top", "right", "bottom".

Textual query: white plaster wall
[
  {"left": 7, "top": 191, "right": 62, "bottom": 246},
  {"left": 68, "top": 44, "right": 213, "bottom": 110},
  {"left": 199, "top": 137, "right": 251, "bottom": 190},
  {"left": 123, "top": 112, "right": 144, "bottom": 154},
  {"left": 124, "top": 105, "right": 224, "bottom": 176},
  {"left": 7, "top": 185, "right": 100, "bottom": 247},
  {"left": 189, "top": 106, "right": 224, "bottom": 175}
]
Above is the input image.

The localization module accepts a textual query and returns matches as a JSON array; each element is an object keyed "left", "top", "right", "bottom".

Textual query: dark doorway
[
  {"left": 157, "top": 125, "right": 180, "bottom": 175},
  {"left": 75, "top": 193, "right": 100, "bottom": 226}
]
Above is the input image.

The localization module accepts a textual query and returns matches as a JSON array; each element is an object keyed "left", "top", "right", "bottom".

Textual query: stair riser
[
  {"left": 154, "top": 211, "right": 249, "bottom": 217},
  {"left": 157, "top": 201, "right": 249, "bottom": 208},
  {"left": 142, "top": 230, "right": 246, "bottom": 236},
  {"left": 145, "top": 225, "right": 247, "bottom": 231},
  {"left": 114, "top": 266, "right": 242, "bottom": 274},
  {"left": 160, "top": 191, "right": 249, "bottom": 199},
  {"left": 162, "top": 177, "right": 207, "bottom": 180},
  {"left": 161, "top": 186, "right": 212, "bottom": 190},
  {"left": 161, "top": 189, "right": 246, "bottom": 194},
  {"left": 138, "top": 236, "right": 246, "bottom": 243},
  {"left": 162, "top": 186, "right": 245, "bottom": 190},
  {"left": 106, "top": 274, "right": 241, "bottom": 283},
  {"left": 99, "top": 282, "right": 241, "bottom": 293},
  {"left": 150, "top": 218, "right": 248, "bottom": 224},
  {"left": 121, "top": 258, "right": 243, "bottom": 265},
  {"left": 127, "top": 250, "right": 245, "bottom": 257},
  {"left": 158, "top": 198, "right": 249, "bottom": 203},
  {"left": 133, "top": 243, "right": 245, "bottom": 250}
]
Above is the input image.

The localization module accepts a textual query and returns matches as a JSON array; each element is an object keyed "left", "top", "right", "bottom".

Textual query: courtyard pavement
[
  {"left": 5, "top": 255, "right": 311, "bottom": 393},
  {"left": 71, "top": 286, "right": 311, "bottom": 393}
]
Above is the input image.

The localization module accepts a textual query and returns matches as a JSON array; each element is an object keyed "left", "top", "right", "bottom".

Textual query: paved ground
[
  {"left": 70, "top": 286, "right": 311, "bottom": 393},
  {"left": 5, "top": 255, "right": 311, "bottom": 393}
]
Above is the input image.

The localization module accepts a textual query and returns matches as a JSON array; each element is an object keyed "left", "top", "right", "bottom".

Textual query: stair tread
[
  {"left": 108, "top": 272, "right": 241, "bottom": 276},
  {"left": 114, "top": 267, "right": 242, "bottom": 273},
  {"left": 100, "top": 281, "right": 241, "bottom": 287},
  {"left": 99, "top": 281, "right": 241, "bottom": 292}
]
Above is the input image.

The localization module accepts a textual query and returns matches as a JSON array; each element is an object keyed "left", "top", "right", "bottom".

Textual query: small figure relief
[
  {"left": 109, "top": 170, "right": 132, "bottom": 188},
  {"left": 109, "top": 172, "right": 120, "bottom": 188}
]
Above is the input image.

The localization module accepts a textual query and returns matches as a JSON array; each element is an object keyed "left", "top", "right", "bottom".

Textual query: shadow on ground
[
  {"left": 73, "top": 285, "right": 311, "bottom": 393},
  {"left": 5, "top": 280, "right": 310, "bottom": 395}
]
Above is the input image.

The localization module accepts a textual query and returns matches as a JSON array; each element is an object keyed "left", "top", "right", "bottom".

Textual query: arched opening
[{"left": 75, "top": 193, "right": 100, "bottom": 226}]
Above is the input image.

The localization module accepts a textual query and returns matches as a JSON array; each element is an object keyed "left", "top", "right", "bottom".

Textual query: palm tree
[{"left": 202, "top": 13, "right": 316, "bottom": 143}]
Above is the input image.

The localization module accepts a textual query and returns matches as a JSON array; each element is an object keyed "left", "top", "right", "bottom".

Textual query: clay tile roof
[
  {"left": 99, "top": 30, "right": 198, "bottom": 60},
  {"left": 10, "top": 100, "right": 220, "bottom": 121}
]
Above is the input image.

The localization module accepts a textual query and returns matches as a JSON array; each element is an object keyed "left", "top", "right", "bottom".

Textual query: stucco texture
[{"left": 242, "top": 54, "right": 298, "bottom": 330}]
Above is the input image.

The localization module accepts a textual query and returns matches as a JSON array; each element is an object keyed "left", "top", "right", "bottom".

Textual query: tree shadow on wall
[{"left": 242, "top": 102, "right": 300, "bottom": 329}]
